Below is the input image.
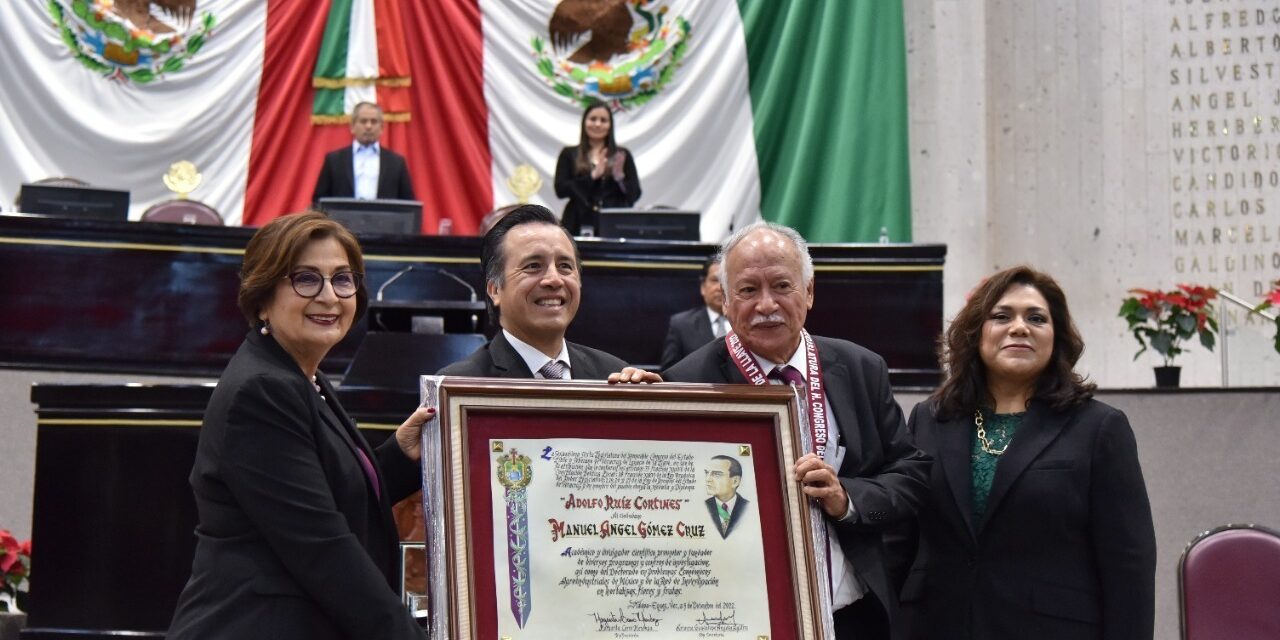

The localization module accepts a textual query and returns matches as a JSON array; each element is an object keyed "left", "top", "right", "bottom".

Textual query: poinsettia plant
[
  {"left": 0, "top": 529, "right": 30, "bottom": 612},
  {"left": 1118, "top": 284, "right": 1218, "bottom": 366},
  {"left": 1252, "top": 279, "right": 1280, "bottom": 354}
]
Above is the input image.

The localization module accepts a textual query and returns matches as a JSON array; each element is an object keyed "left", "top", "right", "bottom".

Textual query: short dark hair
[
  {"left": 931, "top": 265, "right": 1095, "bottom": 419},
  {"left": 711, "top": 455, "right": 742, "bottom": 479},
  {"left": 700, "top": 254, "right": 720, "bottom": 281},
  {"left": 238, "top": 210, "right": 367, "bottom": 328},
  {"left": 480, "top": 204, "right": 580, "bottom": 325}
]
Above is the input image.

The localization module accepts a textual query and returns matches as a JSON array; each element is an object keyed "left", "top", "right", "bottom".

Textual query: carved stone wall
[{"left": 906, "top": 0, "right": 1280, "bottom": 388}]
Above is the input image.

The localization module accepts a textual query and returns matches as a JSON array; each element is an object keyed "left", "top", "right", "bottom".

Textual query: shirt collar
[
  {"left": 503, "top": 329, "right": 571, "bottom": 378},
  {"left": 705, "top": 307, "right": 723, "bottom": 325},
  {"left": 749, "top": 339, "right": 806, "bottom": 382},
  {"left": 353, "top": 141, "right": 380, "bottom": 155}
]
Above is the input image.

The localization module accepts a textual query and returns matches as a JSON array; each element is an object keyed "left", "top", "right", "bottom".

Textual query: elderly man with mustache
[{"left": 662, "top": 222, "right": 930, "bottom": 640}]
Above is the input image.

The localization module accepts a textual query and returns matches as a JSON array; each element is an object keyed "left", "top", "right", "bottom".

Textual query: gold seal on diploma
[
  {"left": 162, "top": 161, "right": 202, "bottom": 200},
  {"left": 506, "top": 164, "right": 542, "bottom": 204}
]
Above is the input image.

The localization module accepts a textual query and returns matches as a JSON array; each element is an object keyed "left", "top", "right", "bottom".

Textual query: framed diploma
[{"left": 419, "top": 377, "right": 829, "bottom": 640}]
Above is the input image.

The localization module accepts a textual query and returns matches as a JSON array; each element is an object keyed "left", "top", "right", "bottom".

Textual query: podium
[
  {"left": 343, "top": 300, "right": 488, "bottom": 391},
  {"left": 341, "top": 332, "right": 486, "bottom": 391},
  {"left": 367, "top": 299, "right": 486, "bottom": 335},
  {"left": 598, "top": 208, "right": 700, "bottom": 241}
]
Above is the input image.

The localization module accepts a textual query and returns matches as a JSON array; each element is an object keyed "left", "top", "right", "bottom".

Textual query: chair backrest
[
  {"left": 1179, "top": 523, "right": 1280, "bottom": 640},
  {"left": 141, "top": 200, "right": 223, "bottom": 226},
  {"left": 479, "top": 204, "right": 521, "bottom": 236}
]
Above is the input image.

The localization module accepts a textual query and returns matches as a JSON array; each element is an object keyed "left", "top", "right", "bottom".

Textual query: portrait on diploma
[
  {"left": 417, "top": 377, "right": 834, "bottom": 640},
  {"left": 704, "top": 455, "right": 751, "bottom": 540}
]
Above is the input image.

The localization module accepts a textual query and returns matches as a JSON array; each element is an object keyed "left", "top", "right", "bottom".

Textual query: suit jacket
[
  {"left": 705, "top": 495, "right": 750, "bottom": 539},
  {"left": 553, "top": 146, "right": 640, "bottom": 235},
  {"left": 436, "top": 330, "right": 628, "bottom": 379},
  {"left": 312, "top": 145, "right": 416, "bottom": 203},
  {"left": 660, "top": 305, "right": 716, "bottom": 370},
  {"left": 664, "top": 336, "right": 930, "bottom": 620},
  {"left": 898, "top": 399, "right": 1156, "bottom": 640},
  {"left": 169, "top": 330, "right": 424, "bottom": 640}
]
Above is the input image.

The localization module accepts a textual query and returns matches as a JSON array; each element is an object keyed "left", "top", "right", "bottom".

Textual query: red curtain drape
[{"left": 244, "top": 0, "right": 492, "bottom": 234}]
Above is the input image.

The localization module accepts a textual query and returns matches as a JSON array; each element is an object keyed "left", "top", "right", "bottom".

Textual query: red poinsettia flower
[
  {"left": 1120, "top": 283, "right": 1220, "bottom": 365},
  {"left": 0, "top": 531, "right": 19, "bottom": 575}
]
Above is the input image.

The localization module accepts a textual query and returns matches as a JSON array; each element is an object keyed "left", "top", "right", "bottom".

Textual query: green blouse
[{"left": 971, "top": 410, "right": 1025, "bottom": 525}]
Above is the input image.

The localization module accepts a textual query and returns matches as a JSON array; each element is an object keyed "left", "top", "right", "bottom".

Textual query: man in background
[
  {"left": 312, "top": 102, "right": 415, "bottom": 204},
  {"left": 660, "top": 256, "right": 726, "bottom": 369}
]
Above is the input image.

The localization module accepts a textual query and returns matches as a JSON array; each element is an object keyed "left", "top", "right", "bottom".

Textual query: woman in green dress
[{"left": 898, "top": 265, "right": 1156, "bottom": 640}]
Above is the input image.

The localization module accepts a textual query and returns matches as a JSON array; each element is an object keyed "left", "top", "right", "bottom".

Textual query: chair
[
  {"left": 1179, "top": 523, "right": 1280, "bottom": 640},
  {"left": 141, "top": 200, "right": 223, "bottom": 225},
  {"left": 479, "top": 204, "right": 521, "bottom": 235},
  {"left": 13, "top": 176, "right": 90, "bottom": 210}
]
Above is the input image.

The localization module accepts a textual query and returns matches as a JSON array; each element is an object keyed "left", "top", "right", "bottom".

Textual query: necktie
[
  {"left": 712, "top": 315, "right": 726, "bottom": 338},
  {"left": 769, "top": 365, "right": 805, "bottom": 388},
  {"left": 719, "top": 501, "right": 731, "bottom": 531},
  {"left": 539, "top": 359, "right": 568, "bottom": 380}
]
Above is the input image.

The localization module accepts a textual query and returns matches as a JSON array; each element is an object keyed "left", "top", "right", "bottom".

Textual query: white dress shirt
[
  {"left": 503, "top": 330, "right": 573, "bottom": 379},
  {"left": 352, "top": 141, "right": 380, "bottom": 200},
  {"left": 706, "top": 308, "right": 727, "bottom": 338}
]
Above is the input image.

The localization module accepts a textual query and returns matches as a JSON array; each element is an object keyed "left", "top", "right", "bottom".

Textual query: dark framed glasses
[{"left": 286, "top": 270, "right": 363, "bottom": 298}]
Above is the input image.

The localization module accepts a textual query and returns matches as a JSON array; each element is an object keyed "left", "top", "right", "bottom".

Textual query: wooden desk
[
  {"left": 1, "top": 214, "right": 945, "bottom": 386},
  {"left": 24, "top": 383, "right": 418, "bottom": 639}
]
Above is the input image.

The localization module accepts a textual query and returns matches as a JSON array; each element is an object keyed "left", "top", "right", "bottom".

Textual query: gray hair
[
  {"left": 716, "top": 221, "right": 815, "bottom": 290},
  {"left": 350, "top": 102, "right": 383, "bottom": 117}
]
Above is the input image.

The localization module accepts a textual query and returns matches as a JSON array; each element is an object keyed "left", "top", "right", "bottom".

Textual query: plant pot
[
  {"left": 0, "top": 611, "right": 26, "bottom": 640},
  {"left": 1154, "top": 365, "right": 1181, "bottom": 388}
]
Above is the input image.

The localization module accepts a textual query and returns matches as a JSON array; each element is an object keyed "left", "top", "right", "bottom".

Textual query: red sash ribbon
[{"left": 725, "top": 329, "right": 828, "bottom": 459}]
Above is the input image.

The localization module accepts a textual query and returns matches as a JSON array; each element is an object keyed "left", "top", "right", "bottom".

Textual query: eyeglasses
[{"left": 286, "top": 270, "right": 363, "bottom": 298}]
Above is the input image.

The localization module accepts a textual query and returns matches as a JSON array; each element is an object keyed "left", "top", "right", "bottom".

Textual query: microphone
[
  {"left": 436, "top": 268, "right": 477, "bottom": 302},
  {"left": 374, "top": 265, "right": 415, "bottom": 330},
  {"left": 437, "top": 268, "right": 480, "bottom": 332},
  {"left": 377, "top": 265, "right": 415, "bottom": 302}
]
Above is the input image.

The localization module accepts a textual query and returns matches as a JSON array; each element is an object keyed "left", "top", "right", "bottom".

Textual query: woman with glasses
[{"left": 169, "top": 211, "right": 431, "bottom": 639}]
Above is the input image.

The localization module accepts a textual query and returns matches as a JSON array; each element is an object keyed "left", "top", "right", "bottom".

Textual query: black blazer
[
  {"left": 899, "top": 399, "right": 1156, "bottom": 640},
  {"left": 664, "top": 336, "right": 930, "bottom": 620},
  {"left": 312, "top": 145, "right": 416, "bottom": 203},
  {"left": 553, "top": 146, "right": 640, "bottom": 235},
  {"left": 169, "top": 330, "right": 424, "bottom": 640},
  {"left": 660, "top": 305, "right": 716, "bottom": 370},
  {"left": 705, "top": 495, "right": 751, "bottom": 539},
  {"left": 436, "top": 330, "right": 628, "bottom": 379}
]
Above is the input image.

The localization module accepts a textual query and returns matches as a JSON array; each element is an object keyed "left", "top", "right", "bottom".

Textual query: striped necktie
[{"left": 539, "top": 359, "right": 568, "bottom": 380}]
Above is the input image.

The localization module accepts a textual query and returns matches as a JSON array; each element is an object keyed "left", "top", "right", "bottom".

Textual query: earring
[{"left": 260, "top": 320, "right": 271, "bottom": 336}]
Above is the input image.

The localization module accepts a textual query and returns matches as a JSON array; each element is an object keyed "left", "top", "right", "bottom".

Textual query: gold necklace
[{"left": 974, "top": 409, "right": 1009, "bottom": 456}]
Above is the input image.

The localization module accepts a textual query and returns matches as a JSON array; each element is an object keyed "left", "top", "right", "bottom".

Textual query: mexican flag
[
  {"left": 479, "top": 0, "right": 912, "bottom": 242},
  {"left": 0, "top": 0, "right": 909, "bottom": 242}
]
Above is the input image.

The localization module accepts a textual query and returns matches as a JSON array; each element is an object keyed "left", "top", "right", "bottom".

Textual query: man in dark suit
[
  {"left": 438, "top": 204, "right": 629, "bottom": 379},
  {"left": 663, "top": 222, "right": 929, "bottom": 640},
  {"left": 660, "top": 256, "right": 726, "bottom": 369},
  {"left": 704, "top": 454, "right": 750, "bottom": 539},
  {"left": 312, "top": 102, "right": 416, "bottom": 204}
]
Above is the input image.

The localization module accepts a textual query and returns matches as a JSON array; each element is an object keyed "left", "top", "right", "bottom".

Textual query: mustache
[{"left": 749, "top": 313, "right": 786, "bottom": 327}]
